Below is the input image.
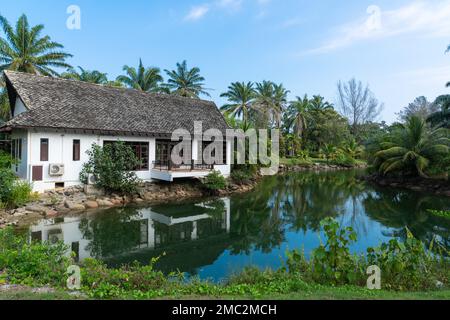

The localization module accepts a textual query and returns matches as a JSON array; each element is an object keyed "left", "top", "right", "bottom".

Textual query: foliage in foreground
[
  {"left": 0, "top": 228, "right": 70, "bottom": 287},
  {"left": 0, "top": 218, "right": 448, "bottom": 299},
  {"left": 80, "top": 142, "right": 141, "bottom": 194}
]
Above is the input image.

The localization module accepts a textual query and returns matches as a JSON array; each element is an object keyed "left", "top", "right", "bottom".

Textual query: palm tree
[
  {"left": 286, "top": 95, "right": 311, "bottom": 139},
  {"left": 163, "top": 60, "right": 210, "bottom": 98},
  {"left": 272, "top": 83, "right": 290, "bottom": 128},
  {"left": 62, "top": 67, "right": 108, "bottom": 84},
  {"left": 310, "top": 95, "right": 333, "bottom": 111},
  {"left": 427, "top": 95, "right": 450, "bottom": 129},
  {"left": 220, "top": 82, "right": 255, "bottom": 122},
  {"left": 343, "top": 139, "right": 364, "bottom": 159},
  {"left": 320, "top": 144, "right": 337, "bottom": 165},
  {"left": 0, "top": 14, "right": 72, "bottom": 76},
  {"left": 116, "top": 59, "right": 163, "bottom": 92},
  {"left": 0, "top": 85, "right": 9, "bottom": 121},
  {"left": 253, "top": 81, "right": 275, "bottom": 127},
  {"left": 374, "top": 116, "right": 449, "bottom": 177}
]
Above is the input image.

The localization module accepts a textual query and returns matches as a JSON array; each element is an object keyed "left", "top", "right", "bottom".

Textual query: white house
[{"left": 0, "top": 71, "right": 232, "bottom": 193}]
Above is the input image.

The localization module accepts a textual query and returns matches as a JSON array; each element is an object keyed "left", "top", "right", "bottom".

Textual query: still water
[{"left": 26, "top": 170, "right": 450, "bottom": 281}]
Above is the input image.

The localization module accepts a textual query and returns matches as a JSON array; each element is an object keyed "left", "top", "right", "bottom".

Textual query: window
[
  {"left": 40, "top": 138, "right": 49, "bottom": 162},
  {"left": 11, "top": 139, "right": 22, "bottom": 172},
  {"left": 32, "top": 165, "right": 43, "bottom": 181},
  {"left": 201, "top": 140, "right": 227, "bottom": 165},
  {"left": 104, "top": 141, "right": 149, "bottom": 171},
  {"left": 73, "top": 140, "right": 80, "bottom": 161}
]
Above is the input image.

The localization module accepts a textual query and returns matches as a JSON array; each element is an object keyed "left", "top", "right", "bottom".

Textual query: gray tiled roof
[{"left": 2, "top": 71, "right": 229, "bottom": 136}]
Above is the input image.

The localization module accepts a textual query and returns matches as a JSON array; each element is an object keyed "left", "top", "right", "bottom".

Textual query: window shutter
[
  {"left": 32, "top": 166, "right": 43, "bottom": 181},
  {"left": 40, "top": 139, "right": 48, "bottom": 161},
  {"left": 73, "top": 140, "right": 80, "bottom": 161}
]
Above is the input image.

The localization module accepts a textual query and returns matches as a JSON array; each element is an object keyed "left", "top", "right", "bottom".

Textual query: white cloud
[
  {"left": 305, "top": 0, "right": 450, "bottom": 55},
  {"left": 184, "top": 4, "right": 210, "bottom": 21}
]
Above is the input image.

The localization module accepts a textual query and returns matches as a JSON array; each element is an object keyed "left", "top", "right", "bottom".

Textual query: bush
[
  {"left": 9, "top": 181, "right": 38, "bottom": 208},
  {"left": 0, "top": 151, "right": 35, "bottom": 209},
  {"left": 310, "top": 218, "right": 362, "bottom": 285},
  {"left": 366, "top": 229, "right": 442, "bottom": 291},
  {"left": 0, "top": 228, "right": 70, "bottom": 287},
  {"left": 230, "top": 165, "right": 257, "bottom": 185},
  {"left": 80, "top": 142, "right": 141, "bottom": 194},
  {"left": 202, "top": 170, "right": 227, "bottom": 194},
  {"left": 285, "top": 218, "right": 449, "bottom": 291}
]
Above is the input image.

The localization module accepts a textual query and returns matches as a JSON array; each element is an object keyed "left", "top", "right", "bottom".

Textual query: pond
[{"left": 25, "top": 170, "right": 450, "bottom": 281}]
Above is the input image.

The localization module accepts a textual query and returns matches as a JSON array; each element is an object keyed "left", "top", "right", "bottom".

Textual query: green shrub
[
  {"left": 366, "top": 229, "right": 441, "bottom": 291},
  {"left": 80, "top": 256, "right": 180, "bottom": 299},
  {"left": 230, "top": 166, "right": 257, "bottom": 185},
  {"left": 0, "top": 151, "right": 35, "bottom": 209},
  {"left": 0, "top": 228, "right": 70, "bottom": 287},
  {"left": 9, "top": 181, "right": 37, "bottom": 208},
  {"left": 80, "top": 142, "right": 141, "bottom": 194},
  {"left": 202, "top": 170, "right": 227, "bottom": 193},
  {"left": 310, "top": 218, "right": 362, "bottom": 285}
]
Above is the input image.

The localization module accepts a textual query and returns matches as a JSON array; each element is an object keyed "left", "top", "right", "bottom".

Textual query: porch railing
[{"left": 152, "top": 160, "right": 214, "bottom": 172}]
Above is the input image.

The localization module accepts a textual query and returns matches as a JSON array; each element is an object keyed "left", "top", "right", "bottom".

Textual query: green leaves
[
  {"left": 116, "top": 59, "right": 163, "bottom": 92},
  {"left": 163, "top": 60, "right": 209, "bottom": 98},
  {"left": 202, "top": 170, "right": 227, "bottom": 194},
  {"left": 61, "top": 66, "right": 109, "bottom": 84},
  {"left": 80, "top": 142, "right": 141, "bottom": 194},
  {"left": 371, "top": 116, "right": 450, "bottom": 177},
  {"left": 0, "top": 14, "right": 72, "bottom": 76},
  {"left": 309, "top": 218, "right": 360, "bottom": 285}
]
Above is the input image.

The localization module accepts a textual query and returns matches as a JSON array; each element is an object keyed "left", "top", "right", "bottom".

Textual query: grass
[{"left": 1, "top": 285, "right": 449, "bottom": 300}]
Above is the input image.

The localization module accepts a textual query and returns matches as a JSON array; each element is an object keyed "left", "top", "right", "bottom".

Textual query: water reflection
[{"left": 27, "top": 170, "right": 450, "bottom": 280}]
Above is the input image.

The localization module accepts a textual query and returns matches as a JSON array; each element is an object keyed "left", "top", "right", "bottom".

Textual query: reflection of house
[
  {"left": 29, "top": 199, "right": 230, "bottom": 263},
  {"left": 1, "top": 71, "right": 231, "bottom": 192}
]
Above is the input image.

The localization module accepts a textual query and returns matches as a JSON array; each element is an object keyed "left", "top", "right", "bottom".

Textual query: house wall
[
  {"left": 21, "top": 130, "right": 231, "bottom": 193},
  {"left": 27, "top": 130, "right": 156, "bottom": 192}
]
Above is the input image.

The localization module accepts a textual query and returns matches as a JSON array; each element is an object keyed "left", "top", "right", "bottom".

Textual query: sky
[{"left": 1, "top": 0, "right": 450, "bottom": 123}]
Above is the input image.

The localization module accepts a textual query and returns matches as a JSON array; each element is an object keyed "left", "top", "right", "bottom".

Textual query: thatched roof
[{"left": 1, "top": 71, "right": 228, "bottom": 136}]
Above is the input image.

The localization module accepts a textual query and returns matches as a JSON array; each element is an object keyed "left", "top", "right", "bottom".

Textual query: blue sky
[{"left": 2, "top": 0, "right": 450, "bottom": 123}]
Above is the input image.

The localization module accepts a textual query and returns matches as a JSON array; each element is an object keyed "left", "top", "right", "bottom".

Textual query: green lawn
[{"left": 1, "top": 286, "right": 448, "bottom": 300}]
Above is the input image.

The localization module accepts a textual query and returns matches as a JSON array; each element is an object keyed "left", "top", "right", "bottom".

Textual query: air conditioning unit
[
  {"left": 87, "top": 174, "right": 97, "bottom": 185},
  {"left": 49, "top": 163, "right": 64, "bottom": 176},
  {"left": 47, "top": 229, "right": 63, "bottom": 244}
]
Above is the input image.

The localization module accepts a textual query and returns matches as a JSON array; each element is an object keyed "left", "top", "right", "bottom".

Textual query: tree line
[{"left": 0, "top": 14, "right": 449, "bottom": 179}]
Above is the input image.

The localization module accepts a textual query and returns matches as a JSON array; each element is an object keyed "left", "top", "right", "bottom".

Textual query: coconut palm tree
[
  {"left": 116, "top": 59, "right": 163, "bottom": 92},
  {"left": 163, "top": 60, "right": 210, "bottom": 98},
  {"left": 62, "top": 67, "right": 108, "bottom": 84},
  {"left": 310, "top": 95, "right": 333, "bottom": 111},
  {"left": 374, "top": 116, "right": 449, "bottom": 177},
  {"left": 272, "top": 83, "right": 290, "bottom": 128},
  {"left": 220, "top": 82, "right": 255, "bottom": 122},
  {"left": 253, "top": 81, "right": 275, "bottom": 127},
  {"left": 0, "top": 14, "right": 72, "bottom": 76},
  {"left": 286, "top": 95, "right": 311, "bottom": 139}
]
